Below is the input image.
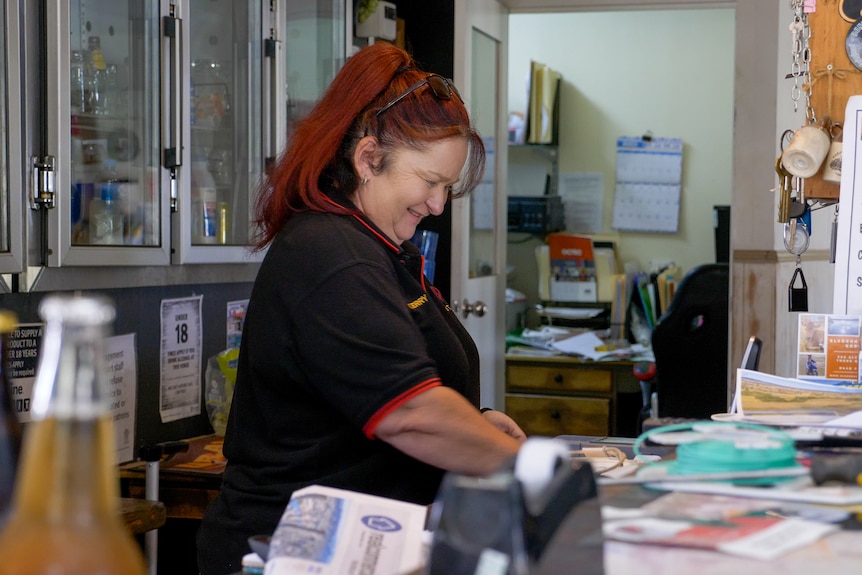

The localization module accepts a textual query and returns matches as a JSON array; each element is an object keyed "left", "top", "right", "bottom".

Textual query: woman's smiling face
[{"left": 352, "top": 136, "right": 468, "bottom": 244}]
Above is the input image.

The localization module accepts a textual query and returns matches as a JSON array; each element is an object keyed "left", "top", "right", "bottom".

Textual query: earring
[{"left": 362, "top": 177, "right": 368, "bottom": 186}]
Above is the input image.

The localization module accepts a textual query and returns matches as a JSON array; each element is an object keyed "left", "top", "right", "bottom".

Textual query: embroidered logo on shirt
[{"left": 407, "top": 294, "right": 429, "bottom": 309}]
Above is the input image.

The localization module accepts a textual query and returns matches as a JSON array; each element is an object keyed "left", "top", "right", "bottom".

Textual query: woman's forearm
[{"left": 374, "top": 386, "right": 521, "bottom": 476}]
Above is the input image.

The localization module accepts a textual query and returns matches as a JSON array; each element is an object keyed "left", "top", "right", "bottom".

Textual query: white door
[{"left": 452, "top": 0, "right": 508, "bottom": 409}]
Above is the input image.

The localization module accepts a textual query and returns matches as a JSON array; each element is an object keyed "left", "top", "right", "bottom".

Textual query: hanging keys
[
  {"left": 789, "top": 261, "right": 809, "bottom": 312},
  {"left": 788, "top": 176, "right": 807, "bottom": 219},
  {"left": 775, "top": 157, "right": 794, "bottom": 223}
]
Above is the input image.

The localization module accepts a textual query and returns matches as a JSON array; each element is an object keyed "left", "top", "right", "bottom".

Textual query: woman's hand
[{"left": 482, "top": 409, "right": 527, "bottom": 443}]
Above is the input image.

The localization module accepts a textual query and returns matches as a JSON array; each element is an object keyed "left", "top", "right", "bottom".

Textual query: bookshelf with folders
[
  {"left": 524, "top": 60, "right": 562, "bottom": 146},
  {"left": 508, "top": 61, "right": 563, "bottom": 234}
]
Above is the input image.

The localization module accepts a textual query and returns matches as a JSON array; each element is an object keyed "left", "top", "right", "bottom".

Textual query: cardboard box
[{"left": 266, "top": 485, "right": 427, "bottom": 574}]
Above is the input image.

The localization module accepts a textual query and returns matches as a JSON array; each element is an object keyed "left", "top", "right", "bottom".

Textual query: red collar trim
[{"left": 320, "top": 193, "right": 401, "bottom": 254}]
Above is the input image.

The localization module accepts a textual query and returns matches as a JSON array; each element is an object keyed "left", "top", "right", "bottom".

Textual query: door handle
[{"left": 459, "top": 299, "right": 487, "bottom": 319}]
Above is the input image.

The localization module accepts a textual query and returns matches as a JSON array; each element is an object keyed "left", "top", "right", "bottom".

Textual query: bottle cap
[{"left": 101, "top": 182, "right": 119, "bottom": 202}]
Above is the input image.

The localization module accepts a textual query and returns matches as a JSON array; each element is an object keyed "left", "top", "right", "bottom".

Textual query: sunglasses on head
[{"left": 376, "top": 74, "right": 463, "bottom": 117}]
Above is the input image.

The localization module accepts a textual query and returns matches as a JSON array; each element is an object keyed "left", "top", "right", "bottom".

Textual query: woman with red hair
[{"left": 197, "top": 42, "right": 525, "bottom": 575}]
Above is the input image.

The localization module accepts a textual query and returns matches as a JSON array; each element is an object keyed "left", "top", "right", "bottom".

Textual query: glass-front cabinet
[
  {"left": 37, "top": 0, "right": 346, "bottom": 269},
  {"left": 0, "top": 1, "right": 24, "bottom": 274}
]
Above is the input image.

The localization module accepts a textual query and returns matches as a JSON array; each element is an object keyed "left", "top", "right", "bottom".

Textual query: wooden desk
[
  {"left": 506, "top": 353, "right": 642, "bottom": 437},
  {"left": 120, "top": 497, "right": 166, "bottom": 534},
  {"left": 120, "top": 434, "right": 225, "bottom": 520},
  {"left": 120, "top": 467, "right": 221, "bottom": 521}
]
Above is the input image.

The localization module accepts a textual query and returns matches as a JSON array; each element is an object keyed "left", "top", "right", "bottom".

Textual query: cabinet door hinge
[{"left": 30, "top": 155, "right": 56, "bottom": 209}]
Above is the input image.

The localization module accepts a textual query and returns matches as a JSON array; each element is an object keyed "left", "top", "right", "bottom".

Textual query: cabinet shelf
[{"left": 508, "top": 143, "right": 559, "bottom": 196}]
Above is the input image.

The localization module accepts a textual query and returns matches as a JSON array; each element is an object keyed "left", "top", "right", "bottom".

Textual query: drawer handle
[
  {"left": 550, "top": 409, "right": 561, "bottom": 420},
  {"left": 553, "top": 373, "right": 564, "bottom": 384}
]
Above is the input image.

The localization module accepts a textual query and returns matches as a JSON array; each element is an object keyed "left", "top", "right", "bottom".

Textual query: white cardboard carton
[{"left": 265, "top": 485, "right": 428, "bottom": 575}]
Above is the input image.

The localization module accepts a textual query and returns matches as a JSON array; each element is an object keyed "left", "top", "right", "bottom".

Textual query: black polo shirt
[{"left": 197, "top": 200, "right": 479, "bottom": 575}]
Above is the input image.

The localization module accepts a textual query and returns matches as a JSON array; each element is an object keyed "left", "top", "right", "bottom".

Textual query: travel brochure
[
  {"left": 733, "top": 368, "right": 862, "bottom": 424},
  {"left": 797, "top": 313, "right": 861, "bottom": 383}
]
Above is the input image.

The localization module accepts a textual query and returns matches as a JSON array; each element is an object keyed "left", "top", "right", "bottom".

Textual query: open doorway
[{"left": 505, "top": 8, "right": 735, "bottom": 327}]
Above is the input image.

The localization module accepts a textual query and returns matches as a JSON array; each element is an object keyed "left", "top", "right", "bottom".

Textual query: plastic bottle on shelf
[
  {"left": 191, "top": 159, "right": 219, "bottom": 244},
  {"left": 70, "top": 116, "right": 83, "bottom": 166},
  {"left": 218, "top": 201, "right": 230, "bottom": 244},
  {"left": 0, "top": 311, "right": 21, "bottom": 528},
  {"left": 89, "top": 161, "right": 126, "bottom": 245},
  {"left": 0, "top": 295, "right": 147, "bottom": 574},
  {"left": 70, "top": 50, "right": 86, "bottom": 115},
  {"left": 85, "top": 36, "right": 106, "bottom": 115},
  {"left": 102, "top": 64, "right": 118, "bottom": 116}
]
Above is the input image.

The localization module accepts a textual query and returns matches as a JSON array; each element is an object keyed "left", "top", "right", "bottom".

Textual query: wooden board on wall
[{"left": 804, "top": 4, "right": 862, "bottom": 199}]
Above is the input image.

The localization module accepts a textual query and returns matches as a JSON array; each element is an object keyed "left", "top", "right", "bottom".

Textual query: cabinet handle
[
  {"left": 553, "top": 373, "right": 564, "bottom": 384},
  {"left": 263, "top": 37, "right": 283, "bottom": 169},
  {"left": 550, "top": 409, "right": 561, "bottom": 420},
  {"left": 162, "top": 11, "right": 183, "bottom": 169}
]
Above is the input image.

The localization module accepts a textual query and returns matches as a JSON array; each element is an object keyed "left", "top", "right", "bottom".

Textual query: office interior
[
  {"left": 505, "top": 8, "right": 734, "bottom": 325},
  {"left": 506, "top": 0, "right": 842, "bottom": 382},
  {"left": 2, "top": 0, "right": 861, "bottom": 573}
]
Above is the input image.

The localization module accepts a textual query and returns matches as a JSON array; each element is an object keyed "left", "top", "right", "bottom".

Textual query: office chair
[
  {"left": 650, "top": 263, "right": 730, "bottom": 420},
  {"left": 741, "top": 335, "right": 762, "bottom": 371}
]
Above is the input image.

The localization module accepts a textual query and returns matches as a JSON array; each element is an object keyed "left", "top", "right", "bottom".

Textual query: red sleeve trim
[{"left": 362, "top": 378, "right": 442, "bottom": 439}]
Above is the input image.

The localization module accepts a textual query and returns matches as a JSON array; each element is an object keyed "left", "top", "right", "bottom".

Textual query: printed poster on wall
[
  {"left": 5, "top": 323, "right": 138, "bottom": 463},
  {"left": 105, "top": 333, "right": 138, "bottom": 464},
  {"left": 160, "top": 295, "right": 203, "bottom": 423},
  {"left": 5, "top": 323, "right": 43, "bottom": 423},
  {"left": 797, "top": 313, "right": 862, "bottom": 384}
]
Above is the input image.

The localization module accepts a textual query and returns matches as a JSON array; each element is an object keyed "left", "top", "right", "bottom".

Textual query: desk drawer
[
  {"left": 506, "top": 394, "right": 609, "bottom": 437},
  {"left": 506, "top": 363, "right": 612, "bottom": 393}
]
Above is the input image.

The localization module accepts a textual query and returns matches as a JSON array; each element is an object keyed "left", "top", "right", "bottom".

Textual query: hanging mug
[
  {"left": 822, "top": 122, "right": 843, "bottom": 184},
  {"left": 781, "top": 117, "right": 832, "bottom": 179}
]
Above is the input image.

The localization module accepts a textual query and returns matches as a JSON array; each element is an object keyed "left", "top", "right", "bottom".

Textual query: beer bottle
[
  {"left": 0, "top": 311, "right": 20, "bottom": 527},
  {"left": 0, "top": 295, "right": 146, "bottom": 574}
]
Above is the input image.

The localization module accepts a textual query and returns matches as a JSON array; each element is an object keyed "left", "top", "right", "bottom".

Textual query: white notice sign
[
  {"left": 5, "top": 323, "right": 43, "bottom": 423},
  {"left": 159, "top": 295, "right": 203, "bottom": 423},
  {"left": 105, "top": 333, "right": 137, "bottom": 464}
]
